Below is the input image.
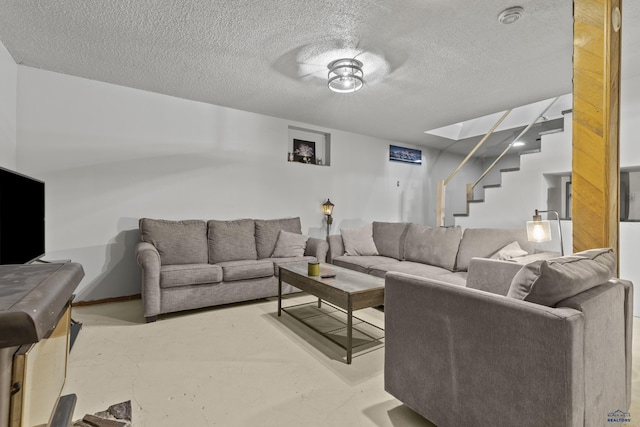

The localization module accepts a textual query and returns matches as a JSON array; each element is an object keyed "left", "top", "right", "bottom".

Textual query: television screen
[{"left": 0, "top": 167, "right": 45, "bottom": 264}]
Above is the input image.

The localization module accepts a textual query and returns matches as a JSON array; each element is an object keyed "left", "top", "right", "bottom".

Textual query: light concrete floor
[{"left": 63, "top": 296, "right": 640, "bottom": 427}]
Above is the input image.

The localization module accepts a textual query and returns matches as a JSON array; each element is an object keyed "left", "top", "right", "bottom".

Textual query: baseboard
[{"left": 72, "top": 294, "right": 141, "bottom": 307}]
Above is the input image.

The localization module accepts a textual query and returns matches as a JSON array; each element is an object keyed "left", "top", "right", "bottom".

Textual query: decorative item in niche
[
  {"left": 293, "top": 139, "right": 316, "bottom": 164},
  {"left": 389, "top": 145, "right": 422, "bottom": 165}
]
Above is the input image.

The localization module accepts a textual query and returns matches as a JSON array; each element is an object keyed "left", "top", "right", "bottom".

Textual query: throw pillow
[
  {"left": 506, "top": 248, "right": 616, "bottom": 306},
  {"left": 455, "top": 228, "right": 534, "bottom": 271},
  {"left": 271, "top": 230, "right": 308, "bottom": 258},
  {"left": 255, "top": 217, "right": 302, "bottom": 259},
  {"left": 341, "top": 224, "right": 379, "bottom": 256},
  {"left": 490, "top": 241, "right": 528, "bottom": 260}
]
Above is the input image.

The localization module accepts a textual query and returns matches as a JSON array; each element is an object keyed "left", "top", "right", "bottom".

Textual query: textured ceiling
[{"left": 0, "top": 1, "right": 638, "bottom": 153}]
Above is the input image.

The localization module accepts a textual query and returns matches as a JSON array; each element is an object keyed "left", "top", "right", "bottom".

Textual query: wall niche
[
  {"left": 546, "top": 167, "right": 640, "bottom": 222},
  {"left": 287, "top": 126, "right": 331, "bottom": 166}
]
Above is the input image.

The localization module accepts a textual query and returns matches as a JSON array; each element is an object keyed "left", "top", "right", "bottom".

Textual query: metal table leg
[
  {"left": 347, "top": 297, "right": 353, "bottom": 364},
  {"left": 278, "top": 273, "right": 282, "bottom": 317}
]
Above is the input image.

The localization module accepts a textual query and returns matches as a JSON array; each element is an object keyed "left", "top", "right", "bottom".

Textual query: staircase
[{"left": 453, "top": 114, "right": 573, "bottom": 231}]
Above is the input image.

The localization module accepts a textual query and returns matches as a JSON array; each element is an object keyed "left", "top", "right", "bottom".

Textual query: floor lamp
[{"left": 526, "top": 209, "right": 564, "bottom": 255}]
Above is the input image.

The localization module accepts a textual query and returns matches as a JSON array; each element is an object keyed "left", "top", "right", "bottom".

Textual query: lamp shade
[
  {"left": 321, "top": 199, "right": 334, "bottom": 216},
  {"left": 526, "top": 220, "right": 552, "bottom": 242}
]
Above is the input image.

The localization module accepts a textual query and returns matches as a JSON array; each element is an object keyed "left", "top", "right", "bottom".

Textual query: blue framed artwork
[{"left": 389, "top": 145, "right": 422, "bottom": 165}]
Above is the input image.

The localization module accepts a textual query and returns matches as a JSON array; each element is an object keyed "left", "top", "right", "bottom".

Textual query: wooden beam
[{"left": 572, "top": 0, "right": 621, "bottom": 258}]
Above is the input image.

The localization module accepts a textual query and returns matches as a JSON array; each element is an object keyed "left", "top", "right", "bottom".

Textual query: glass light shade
[
  {"left": 526, "top": 220, "right": 552, "bottom": 242},
  {"left": 321, "top": 199, "right": 334, "bottom": 215},
  {"left": 327, "top": 59, "right": 364, "bottom": 93}
]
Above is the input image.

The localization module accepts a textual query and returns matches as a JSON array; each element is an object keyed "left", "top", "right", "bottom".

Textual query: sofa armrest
[
  {"left": 305, "top": 237, "right": 329, "bottom": 263},
  {"left": 384, "top": 272, "right": 585, "bottom": 427},
  {"left": 327, "top": 234, "right": 344, "bottom": 264},
  {"left": 557, "top": 278, "right": 633, "bottom": 416},
  {"left": 135, "top": 242, "right": 161, "bottom": 321},
  {"left": 465, "top": 257, "right": 523, "bottom": 295}
]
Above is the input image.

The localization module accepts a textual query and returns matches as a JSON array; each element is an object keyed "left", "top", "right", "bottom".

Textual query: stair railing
[
  {"left": 436, "top": 109, "right": 512, "bottom": 226},
  {"left": 467, "top": 96, "right": 560, "bottom": 199}
]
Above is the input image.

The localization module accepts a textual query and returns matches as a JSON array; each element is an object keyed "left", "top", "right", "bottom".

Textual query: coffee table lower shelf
[{"left": 279, "top": 299, "right": 384, "bottom": 364}]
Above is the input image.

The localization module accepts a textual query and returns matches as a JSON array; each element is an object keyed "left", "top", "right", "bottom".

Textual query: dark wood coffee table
[{"left": 277, "top": 263, "right": 385, "bottom": 364}]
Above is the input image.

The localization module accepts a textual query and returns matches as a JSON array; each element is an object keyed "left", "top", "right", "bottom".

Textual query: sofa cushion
[
  {"left": 255, "top": 217, "right": 302, "bottom": 259},
  {"left": 490, "top": 241, "right": 528, "bottom": 261},
  {"left": 140, "top": 218, "right": 208, "bottom": 265},
  {"left": 373, "top": 222, "right": 409, "bottom": 260},
  {"left": 216, "top": 259, "right": 274, "bottom": 282},
  {"left": 333, "top": 255, "right": 400, "bottom": 274},
  {"left": 271, "top": 230, "right": 308, "bottom": 258},
  {"left": 208, "top": 219, "right": 257, "bottom": 264},
  {"left": 369, "top": 261, "right": 451, "bottom": 279},
  {"left": 456, "top": 228, "right": 533, "bottom": 271},
  {"left": 341, "top": 224, "right": 379, "bottom": 256},
  {"left": 506, "top": 248, "right": 616, "bottom": 306},
  {"left": 160, "top": 263, "right": 223, "bottom": 288},
  {"left": 404, "top": 224, "right": 462, "bottom": 271}
]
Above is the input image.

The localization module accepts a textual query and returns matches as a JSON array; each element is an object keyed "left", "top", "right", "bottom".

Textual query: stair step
[
  {"left": 468, "top": 199, "right": 484, "bottom": 203},
  {"left": 483, "top": 184, "right": 501, "bottom": 189},
  {"left": 519, "top": 148, "right": 541, "bottom": 155},
  {"left": 500, "top": 167, "right": 520, "bottom": 173},
  {"left": 453, "top": 213, "right": 469, "bottom": 217}
]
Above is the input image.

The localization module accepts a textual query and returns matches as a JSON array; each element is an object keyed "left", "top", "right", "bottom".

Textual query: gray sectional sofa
[
  {"left": 384, "top": 247, "right": 633, "bottom": 426},
  {"left": 135, "top": 217, "right": 328, "bottom": 322},
  {"left": 327, "top": 222, "right": 557, "bottom": 286}
]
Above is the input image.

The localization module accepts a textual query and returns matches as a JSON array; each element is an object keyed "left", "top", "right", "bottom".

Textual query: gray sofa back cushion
[
  {"left": 507, "top": 248, "right": 616, "bottom": 306},
  {"left": 404, "top": 224, "right": 462, "bottom": 271},
  {"left": 139, "top": 218, "right": 208, "bottom": 265},
  {"left": 255, "top": 217, "right": 302, "bottom": 259},
  {"left": 456, "top": 228, "right": 534, "bottom": 271},
  {"left": 208, "top": 219, "right": 257, "bottom": 263},
  {"left": 373, "top": 222, "right": 409, "bottom": 260}
]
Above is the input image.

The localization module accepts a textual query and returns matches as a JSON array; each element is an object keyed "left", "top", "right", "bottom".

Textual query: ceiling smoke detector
[{"left": 498, "top": 6, "right": 524, "bottom": 25}]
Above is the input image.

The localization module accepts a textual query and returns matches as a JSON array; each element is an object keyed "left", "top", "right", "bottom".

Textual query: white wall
[
  {"left": 457, "top": 75, "right": 640, "bottom": 315},
  {"left": 17, "top": 66, "right": 470, "bottom": 301},
  {"left": 620, "top": 75, "right": 640, "bottom": 166},
  {"left": 0, "top": 40, "right": 17, "bottom": 169}
]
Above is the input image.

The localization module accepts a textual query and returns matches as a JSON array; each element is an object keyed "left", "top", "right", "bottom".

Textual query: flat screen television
[{"left": 0, "top": 167, "right": 45, "bottom": 264}]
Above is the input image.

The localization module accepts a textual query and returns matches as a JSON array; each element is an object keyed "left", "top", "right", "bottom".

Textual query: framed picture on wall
[
  {"left": 389, "top": 145, "right": 422, "bottom": 165},
  {"left": 293, "top": 139, "right": 316, "bottom": 164}
]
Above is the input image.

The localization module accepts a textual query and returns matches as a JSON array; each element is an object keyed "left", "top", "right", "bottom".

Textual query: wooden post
[
  {"left": 437, "top": 180, "right": 445, "bottom": 227},
  {"left": 572, "top": 0, "right": 621, "bottom": 260}
]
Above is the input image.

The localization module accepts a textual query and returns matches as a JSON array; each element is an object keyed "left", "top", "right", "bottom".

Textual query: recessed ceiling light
[
  {"left": 512, "top": 141, "right": 526, "bottom": 147},
  {"left": 498, "top": 6, "right": 524, "bottom": 25}
]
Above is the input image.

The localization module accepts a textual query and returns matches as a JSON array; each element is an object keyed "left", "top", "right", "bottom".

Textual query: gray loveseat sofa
[
  {"left": 384, "top": 248, "right": 633, "bottom": 426},
  {"left": 327, "top": 222, "right": 556, "bottom": 286},
  {"left": 135, "top": 217, "right": 328, "bottom": 322}
]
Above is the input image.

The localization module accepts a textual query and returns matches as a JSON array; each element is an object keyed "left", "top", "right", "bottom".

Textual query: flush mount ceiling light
[
  {"left": 327, "top": 58, "right": 364, "bottom": 93},
  {"left": 498, "top": 6, "right": 524, "bottom": 25},
  {"left": 512, "top": 140, "right": 526, "bottom": 147}
]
